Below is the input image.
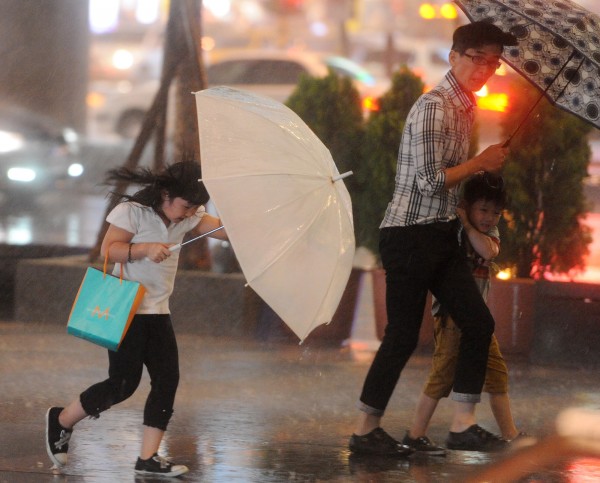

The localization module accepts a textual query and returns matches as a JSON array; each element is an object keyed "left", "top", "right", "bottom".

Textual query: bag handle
[{"left": 103, "top": 249, "right": 124, "bottom": 284}]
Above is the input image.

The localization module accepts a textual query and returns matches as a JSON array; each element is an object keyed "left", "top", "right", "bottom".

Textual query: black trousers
[
  {"left": 359, "top": 223, "right": 494, "bottom": 415},
  {"left": 79, "top": 314, "right": 179, "bottom": 431}
]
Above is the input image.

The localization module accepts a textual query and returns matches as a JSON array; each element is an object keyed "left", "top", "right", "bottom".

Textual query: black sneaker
[
  {"left": 402, "top": 431, "right": 446, "bottom": 456},
  {"left": 349, "top": 427, "right": 414, "bottom": 457},
  {"left": 45, "top": 407, "right": 72, "bottom": 467},
  {"left": 134, "top": 453, "right": 189, "bottom": 477},
  {"left": 446, "top": 424, "right": 508, "bottom": 452}
]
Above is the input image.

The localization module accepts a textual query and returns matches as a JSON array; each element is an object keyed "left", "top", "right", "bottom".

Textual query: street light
[
  {"left": 439, "top": 3, "right": 458, "bottom": 19},
  {"left": 419, "top": 3, "right": 436, "bottom": 19},
  {"left": 419, "top": 2, "right": 458, "bottom": 20}
]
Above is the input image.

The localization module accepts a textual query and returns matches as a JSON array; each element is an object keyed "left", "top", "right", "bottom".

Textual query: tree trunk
[
  {"left": 90, "top": 0, "right": 212, "bottom": 272},
  {"left": 173, "top": 0, "right": 212, "bottom": 270}
]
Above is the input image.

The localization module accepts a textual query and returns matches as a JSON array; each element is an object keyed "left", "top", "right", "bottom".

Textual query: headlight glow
[
  {"left": 68, "top": 163, "right": 84, "bottom": 177},
  {"left": 112, "top": 49, "right": 134, "bottom": 70},
  {"left": 0, "top": 130, "right": 25, "bottom": 153},
  {"left": 7, "top": 167, "right": 36, "bottom": 182},
  {"left": 63, "top": 128, "right": 79, "bottom": 144}
]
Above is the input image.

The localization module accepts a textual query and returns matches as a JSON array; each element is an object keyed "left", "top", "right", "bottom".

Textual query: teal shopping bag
[{"left": 67, "top": 258, "right": 145, "bottom": 351}]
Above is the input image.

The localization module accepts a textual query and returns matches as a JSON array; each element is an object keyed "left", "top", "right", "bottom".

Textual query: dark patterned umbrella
[{"left": 455, "top": 0, "right": 600, "bottom": 140}]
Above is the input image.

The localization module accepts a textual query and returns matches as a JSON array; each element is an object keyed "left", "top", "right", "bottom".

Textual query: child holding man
[{"left": 403, "top": 172, "right": 530, "bottom": 454}]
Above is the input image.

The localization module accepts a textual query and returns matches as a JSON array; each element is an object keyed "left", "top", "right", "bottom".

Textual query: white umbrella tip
[{"left": 332, "top": 171, "right": 353, "bottom": 182}]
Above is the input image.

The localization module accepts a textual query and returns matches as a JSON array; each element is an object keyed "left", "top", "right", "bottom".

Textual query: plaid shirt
[{"left": 381, "top": 71, "right": 476, "bottom": 227}]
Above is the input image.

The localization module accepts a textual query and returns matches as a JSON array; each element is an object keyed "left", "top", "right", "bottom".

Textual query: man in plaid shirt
[{"left": 350, "top": 21, "right": 518, "bottom": 456}]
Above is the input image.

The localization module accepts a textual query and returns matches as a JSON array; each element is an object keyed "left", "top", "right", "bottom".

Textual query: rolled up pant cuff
[
  {"left": 450, "top": 391, "right": 481, "bottom": 403},
  {"left": 357, "top": 400, "right": 385, "bottom": 417}
]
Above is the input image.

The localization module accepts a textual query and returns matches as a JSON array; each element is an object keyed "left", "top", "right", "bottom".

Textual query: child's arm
[
  {"left": 192, "top": 214, "right": 228, "bottom": 241},
  {"left": 456, "top": 206, "right": 499, "bottom": 261},
  {"left": 100, "top": 224, "right": 172, "bottom": 264}
]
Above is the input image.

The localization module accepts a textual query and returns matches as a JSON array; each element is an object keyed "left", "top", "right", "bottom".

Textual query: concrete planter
[
  {"left": 372, "top": 271, "right": 536, "bottom": 355},
  {"left": 530, "top": 280, "right": 600, "bottom": 368},
  {"left": 14, "top": 256, "right": 361, "bottom": 345},
  {"left": 487, "top": 278, "right": 536, "bottom": 355},
  {"left": 255, "top": 267, "right": 363, "bottom": 345},
  {"left": 0, "top": 244, "right": 89, "bottom": 319},
  {"left": 14, "top": 255, "right": 262, "bottom": 338}
]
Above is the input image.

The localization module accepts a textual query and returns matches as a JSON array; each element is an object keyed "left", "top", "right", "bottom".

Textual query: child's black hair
[
  {"left": 462, "top": 172, "right": 507, "bottom": 209},
  {"left": 106, "top": 160, "right": 210, "bottom": 211}
]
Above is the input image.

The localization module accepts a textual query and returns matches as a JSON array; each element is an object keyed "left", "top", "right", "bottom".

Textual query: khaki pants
[{"left": 423, "top": 314, "right": 508, "bottom": 400}]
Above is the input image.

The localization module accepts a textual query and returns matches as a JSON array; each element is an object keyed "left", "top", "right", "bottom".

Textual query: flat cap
[{"left": 452, "top": 21, "right": 518, "bottom": 51}]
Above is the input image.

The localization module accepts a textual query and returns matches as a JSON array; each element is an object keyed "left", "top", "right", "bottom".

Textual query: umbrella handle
[
  {"left": 143, "top": 225, "right": 225, "bottom": 260},
  {"left": 144, "top": 245, "right": 182, "bottom": 260},
  {"left": 171, "top": 225, "right": 225, "bottom": 251}
]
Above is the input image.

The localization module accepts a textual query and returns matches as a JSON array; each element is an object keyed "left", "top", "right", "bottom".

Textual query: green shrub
[
  {"left": 286, "top": 67, "right": 425, "bottom": 258},
  {"left": 497, "top": 76, "right": 593, "bottom": 278},
  {"left": 356, "top": 67, "right": 424, "bottom": 254},
  {"left": 286, "top": 67, "right": 592, "bottom": 279},
  {"left": 286, "top": 70, "right": 365, "bottom": 225}
]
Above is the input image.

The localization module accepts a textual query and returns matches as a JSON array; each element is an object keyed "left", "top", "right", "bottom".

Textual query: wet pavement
[{"left": 1, "top": 321, "right": 600, "bottom": 482}]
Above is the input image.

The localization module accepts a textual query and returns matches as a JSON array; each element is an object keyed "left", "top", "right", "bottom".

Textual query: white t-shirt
[{"left": 106, "top": 201, "right": 206, "bottom": 314}]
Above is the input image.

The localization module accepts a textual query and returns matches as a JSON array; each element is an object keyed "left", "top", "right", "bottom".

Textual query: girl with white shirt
[{"left": 45, "top": 161, "right": 227, "bottom": 477}]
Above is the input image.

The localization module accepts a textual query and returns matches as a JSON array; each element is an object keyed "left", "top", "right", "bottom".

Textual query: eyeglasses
[{"left": 461, "top": 52, "right": 502, "bottom": 70}]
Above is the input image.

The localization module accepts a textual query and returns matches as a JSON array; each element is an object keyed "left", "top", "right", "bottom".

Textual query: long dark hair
[{"left": 106, "top": 161, "right": 210, "bottom": 211}]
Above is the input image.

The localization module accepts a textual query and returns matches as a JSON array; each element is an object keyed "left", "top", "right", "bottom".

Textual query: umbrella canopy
[
  {"left": 455, "top": 0, "right": 600, "bottom": 132},
  {"left": 195, "top": 86, "right": 355, "bottom": 342}
]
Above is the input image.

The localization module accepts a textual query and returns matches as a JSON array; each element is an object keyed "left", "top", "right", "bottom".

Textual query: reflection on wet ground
[{"left": 2, "top": 322, "right": 600, "bottom": 482}]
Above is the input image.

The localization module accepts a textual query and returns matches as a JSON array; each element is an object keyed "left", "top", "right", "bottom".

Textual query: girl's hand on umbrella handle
[{"left": 145, "top": 243, "right": 173, "bottom": 263}]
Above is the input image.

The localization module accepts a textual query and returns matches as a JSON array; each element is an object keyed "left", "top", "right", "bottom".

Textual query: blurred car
[
  {"left": 87, "top": 49, "right": 386, "bottom": 139},
  {"left": 0, "top": 104, "right": 83, "bottom": 197},
  {"left": 350, "top": 34, "right": 451, "bottom": 90},
  {"left": 204, "top": 49, "right": 383, "bottom": 106},
  {"left": 89, "top": 25, "right": 165, "bottom": 83}
]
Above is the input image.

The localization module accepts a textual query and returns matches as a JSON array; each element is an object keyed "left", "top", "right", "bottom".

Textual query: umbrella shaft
[
  {"left": 180, "top": 225, "right": 225, "bottom": 247},
  {"left": 504, "top": 50, "right": 578, "bottom": 147}
]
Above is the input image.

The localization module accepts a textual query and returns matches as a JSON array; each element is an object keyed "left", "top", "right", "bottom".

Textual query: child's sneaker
[
  {"left": 402, "top": 431, "right": 446, "bottom": 456},
  {"left": 446, "top": 424, "right": 507, "bottom": 452},
  {"left": 45, "top": 407, "right": 72, "bottom": 467},
  {"left": 134, "top": 453, "right": 189, "bottom": 477}
]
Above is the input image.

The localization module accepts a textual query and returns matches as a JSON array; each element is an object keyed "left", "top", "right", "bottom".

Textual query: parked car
[
  {"left": 87, "top": 49, "right": 386, "bottom": 139},
  {"left": 0, "top": 104, "right": 83, "bottom": 198}
]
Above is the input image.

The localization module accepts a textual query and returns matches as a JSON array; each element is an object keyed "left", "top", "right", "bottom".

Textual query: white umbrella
[{"left": 195, "top": 86, "right": 355, "bottom": 342}]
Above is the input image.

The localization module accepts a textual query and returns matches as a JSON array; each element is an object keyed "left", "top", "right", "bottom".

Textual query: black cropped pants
[
  {"left": 359, "top": 222, "right": 494, "bottom": 415},
  {"left": 79, "top": 314, "right": 179, "bottom": 431}
]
